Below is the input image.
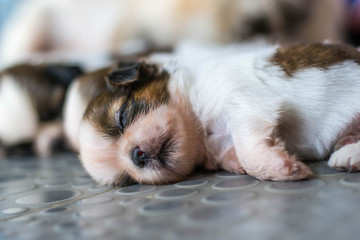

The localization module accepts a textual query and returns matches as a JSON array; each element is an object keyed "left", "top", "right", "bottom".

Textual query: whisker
[{"left": 113, "top": 172, "right": 137, "bottom": 187}]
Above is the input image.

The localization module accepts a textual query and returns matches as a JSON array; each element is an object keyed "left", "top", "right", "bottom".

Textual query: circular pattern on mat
[
  {"left": 175, "top": 179, "right": 208, "bottom": 188},
  {"left": 2, "top": 153, "right": 360, "bottom": 240},
  {"left": 116, "top": 185, "right": 157, "bottom": 195},
  {"left": 156, "top": 189, "right": 197, "bottom": 199},
  {"left": 340, "top": 174, "right": 360, "bottom": 187},
  {"left": 203, "top": 191, "right": 255, "bottom": 205},
  {"left": 212, "top": 176, "right": 258, "bottom": 190},
  {"left": 310, "top": 162, "right": 344, "bottom": 176},
  {"left": 186, "top": 205, "right": 252, "bottom": 223},
  {"left": 41, "top": 207, "right": 69, "bottom": 215},
  {"left": 54, "top": 220, "right": 82, "bottom": 232},
  {"left": 119, "top": 197, "right": 148, "bottom": 206},
  {"left": 140, "top": 201, "right": 187, "bottom": 215},
  {"left": 15, "top": 190, "right": 80, "bottom": 205},
  {"left": 1, "top": 207, "right": 28, "bottom": 215},
  {"left": 265, "top": 180, "right": 324, "bottom": 193},
  {"left": 76, "top": 206, "right": 123, "bottom": 219},
  {"left": 318, "top": 187, "right": 358, "bottom": 198},
  {"left": 77, "top": 196, "right": 113, "bottom": 205},
  {"left": 0, "top": 183, "right": 37, "bottom": 196}
]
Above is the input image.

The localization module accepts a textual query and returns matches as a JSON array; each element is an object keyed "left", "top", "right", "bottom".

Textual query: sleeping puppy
[
  {"left": 67, "top": 42, "right": 360, "bottom": 186},
  {"left": 0, "top": 63, "right": 83, "bottom": 157}
]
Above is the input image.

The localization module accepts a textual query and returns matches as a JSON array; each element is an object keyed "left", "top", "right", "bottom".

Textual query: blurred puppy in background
[
  {"left": 0, "top": 0, "right": 345, "bottom": 69},
  {"left": 0, "top": 63, "right": 83, "bottom": 157}
]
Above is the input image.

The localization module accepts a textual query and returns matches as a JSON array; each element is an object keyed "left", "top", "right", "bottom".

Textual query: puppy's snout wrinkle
[{"left": 132, "top": 147, "right": 150, "bottom": 168}]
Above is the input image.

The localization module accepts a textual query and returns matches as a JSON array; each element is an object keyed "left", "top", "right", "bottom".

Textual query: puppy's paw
[
  {"left": 328, "top": 142, "right": 360, "bottom": 172},
  {"left": 333, "top": 134, "right": 360, "bottom": 151},
  {"left": 242, "top": 147, "right": 313, "bottom": 181},
  {"left": 265, "top": 159, "right": 313, "bottom": 181}
]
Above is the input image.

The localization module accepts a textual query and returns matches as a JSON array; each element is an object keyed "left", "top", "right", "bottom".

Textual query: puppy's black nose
[{"left": 132, "top": 147, "right": 149, "bottom": 168}]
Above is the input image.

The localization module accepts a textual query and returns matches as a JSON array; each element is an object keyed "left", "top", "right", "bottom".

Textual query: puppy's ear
[
  {"left": 106, "top": 62, "right": 162, "bottom": 91},
  {"left": 44, "top": 65, "right": 84, "bottom": 86},
  {"left": 106, "top": 62, "right": 141, "bottom": 87}
]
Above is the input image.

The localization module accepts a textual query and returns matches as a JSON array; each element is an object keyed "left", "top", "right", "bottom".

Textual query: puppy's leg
[
  {"left": 220, "top": 147, "right": 246, "bottom": 174},
  {"left": 34, "top": 121, "right": 68, "bottom": 157},
  {"left": 328, "top": 134, "right": 360, "bottom": 172},
  {"left": 229, "top": 111, "right": 312, "bottom": 181}
]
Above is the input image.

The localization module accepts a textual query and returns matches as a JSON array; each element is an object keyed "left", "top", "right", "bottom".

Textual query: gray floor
[{"left": 0, "top": 154, "right": 359, "bottom": 240}]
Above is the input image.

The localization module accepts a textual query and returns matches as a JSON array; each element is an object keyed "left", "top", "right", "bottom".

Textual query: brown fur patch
[
  {"left": 270, "top": 43, "right": 360, "bottom": 77},
  {"left": 85, "top": 63, "right": 170, "bottom": 139},
  {"left": 77, "top": 67, "right": 111, "bottom": 103},
  {"left": 131, "top": 73, "right": 169, "bottom": 104}
]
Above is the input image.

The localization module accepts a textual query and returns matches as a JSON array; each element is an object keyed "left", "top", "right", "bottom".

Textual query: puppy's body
[
  {"left": 159, "top": 43, "right": 360, "bottom": 179},
  {"left": 70, "top": 42, "right": 360, "bottom": 185}
]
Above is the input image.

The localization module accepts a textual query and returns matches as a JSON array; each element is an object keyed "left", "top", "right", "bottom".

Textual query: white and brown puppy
[
  {"left": 67, "top": 42, "right": 360, "bottom": 186},
  {"left": 0, "top": 63, "right": 83, "bottom": 157}
]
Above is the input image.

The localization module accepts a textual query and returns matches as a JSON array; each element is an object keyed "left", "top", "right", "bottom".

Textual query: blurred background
[{"left": 0, "top": 0, "right": 359, "bottom": 70}]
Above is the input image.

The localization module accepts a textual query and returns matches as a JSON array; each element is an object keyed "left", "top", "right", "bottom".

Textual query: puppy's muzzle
[{"left": 132, "top": 147, "right": 150, "bottom": 168}]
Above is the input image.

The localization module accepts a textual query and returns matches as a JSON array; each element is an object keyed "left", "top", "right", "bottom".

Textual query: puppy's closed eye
[{"left": 115, "top": 107, "right": 127, "bottom": 134}]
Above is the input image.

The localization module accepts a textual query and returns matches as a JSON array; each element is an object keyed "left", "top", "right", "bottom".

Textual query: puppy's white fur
[
  {"left": 329, "top": 142, "right": 360, "bottom": 171},
  {"left": 159, "top": 43, "right": 360, "bottom": 179},
  {"left": 79, "top": 121, "right": 121, "bottom": 184},
  {"left": 63, "top": 80, "right": 87, "bottom": 150},
  {"left": 0, "top": 75, "right": 38, "bottom": 145}
]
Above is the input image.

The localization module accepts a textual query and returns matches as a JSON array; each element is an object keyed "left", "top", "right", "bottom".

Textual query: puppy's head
[{"left": 79, "top": 62, "right": 204, "bottom": 186}]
